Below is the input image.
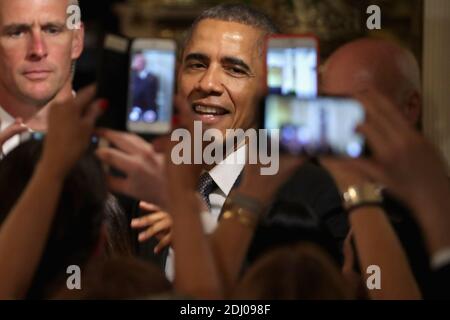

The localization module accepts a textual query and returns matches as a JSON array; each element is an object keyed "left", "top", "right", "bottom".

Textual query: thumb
[{"left": 84, "top": 99, "right": 105, "bottom": 127}]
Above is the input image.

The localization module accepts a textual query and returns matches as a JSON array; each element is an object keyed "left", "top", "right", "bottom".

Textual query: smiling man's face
[{"left": 178, "top": 19, "right": 266, "bottom": 136}]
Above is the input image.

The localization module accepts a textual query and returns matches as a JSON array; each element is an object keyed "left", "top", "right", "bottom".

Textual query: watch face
[
  {"left": 221, "top": 209, "right": 257, "bottom": 229},
  {"left": 343, "top": 184, "right": 383, "bottom": 210},
  {"left": 226, "top": 193, "right": 264, "bottom": 216}
]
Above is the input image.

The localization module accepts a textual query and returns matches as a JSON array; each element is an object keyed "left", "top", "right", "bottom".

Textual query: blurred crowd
[{"left": 0, "top": 0, "right": 449, "bottom": 300}]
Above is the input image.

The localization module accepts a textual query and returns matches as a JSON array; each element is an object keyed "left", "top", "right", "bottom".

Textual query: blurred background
[
  {"left": 75, "top": 0, "right": 423, "bottom": 89},
  {"left": 75, "top": 0, "right": 450, "bottom": 169}
]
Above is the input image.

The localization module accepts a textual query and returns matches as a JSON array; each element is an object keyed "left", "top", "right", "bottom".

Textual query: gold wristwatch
[
  {"left": 220, "top": 193, "right": 264, "bottom": 228},
  {"left": 342, "top": 183, "right": 383, "bottom": 212}
]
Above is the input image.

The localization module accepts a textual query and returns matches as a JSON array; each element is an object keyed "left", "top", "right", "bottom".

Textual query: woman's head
[
  {"left": 0, "top": 139, "right": 107, "bottom": 298},
  {"left": 235, "top": 243, "right": 354, "bottom": 300},
  {"left": 247, "top": 199, "right": 342, "bottom": 265},
  {"left": 53, "top": 256, "right": 172, "bottom": 299},
  {"left": 103, "top": 194, "right": 133, "bottom": 258}
]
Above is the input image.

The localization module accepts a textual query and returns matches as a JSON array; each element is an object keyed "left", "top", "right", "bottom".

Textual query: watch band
[
  {"left": 342, "top": 183, "right": 383, "bottom": 212},
  {"left": 220, "top": 193, "right": 264, "bottom": 228}
]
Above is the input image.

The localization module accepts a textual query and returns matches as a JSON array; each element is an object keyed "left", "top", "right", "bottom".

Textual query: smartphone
[
  {"left": 266, "top": 35, "right": 319, "bottom": 98},
  {"left": 96, "top": 34, "right": 131, "bottom": 131},
  {"left": 127, "top": 38, "right": 176, "bottom": 135},
  {"left": 263, "top": 95, "right": 365, "bottom": 157}
]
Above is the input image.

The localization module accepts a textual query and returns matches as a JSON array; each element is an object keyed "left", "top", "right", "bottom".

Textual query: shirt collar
[
  {"left": 0, "top": 105, "right": 15, "bottom": 132},
  {"left": 0, "top": 91, "right": 76, "bottom": 127},
  {"left": 209, "top": 144, "right": 246, "bottom": 196},
  {"left": 139, "top": 70, "right": 148, "bottom": 79}
]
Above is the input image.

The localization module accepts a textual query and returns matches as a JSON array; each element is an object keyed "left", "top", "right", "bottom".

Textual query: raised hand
[
  {"left": 41, "top": 85, "right": 104, "bottom": 178},
  {"left": 95, "top": 130, "right": 169, "bottom": 208},
  {"left": 131, "top": 201, "right": 173, "bottom": 254}
]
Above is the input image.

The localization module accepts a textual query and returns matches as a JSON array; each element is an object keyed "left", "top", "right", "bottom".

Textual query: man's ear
[
  {"left": 403, "top": 90, "right": 422, "bottom": 127},
  {"left": 71, "top": 22, "right": 85, "bottom": 60}
]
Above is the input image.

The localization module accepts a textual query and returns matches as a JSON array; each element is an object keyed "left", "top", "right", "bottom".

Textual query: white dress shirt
[
  {"left": 431, "top": 247, "right": 450, "bottom": 270},
  {"left": 1, "top": 91, "right": 76, "bottom": 157},
  {"left": 0, "top": 105, "right": 21, "bottom": 156},
  {"left": 164, "top": 145, "right": 247, "bottom": 281}
]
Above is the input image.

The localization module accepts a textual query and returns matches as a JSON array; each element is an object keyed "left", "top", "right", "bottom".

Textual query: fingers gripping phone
[
  {"left": 265, "top": 35, "right": 319, "bottom": 98},
  {"left": 263, "top": 96, "right": 366, "bottom": 158}
]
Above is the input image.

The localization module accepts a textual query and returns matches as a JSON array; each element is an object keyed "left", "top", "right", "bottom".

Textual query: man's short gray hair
[
  {"left": 192, "top": 3, "right": 279, "bottom": 34},
  {"left": 182, "top": 4, "right": 279, "bottom": 56}
]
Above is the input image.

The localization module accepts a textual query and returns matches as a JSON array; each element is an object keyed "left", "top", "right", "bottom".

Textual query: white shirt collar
[
  {"left": 0, "top": 90, "right": 76, "bottom": 127},
  {"left": 209, "top": 144, "right": 246, "bottom": 196},
  {"left": 139, "top": 70, "right": 148, "bottom": 79},
  {"left": 0, "top": 105, "right": 22, "bottom": 156},
  {"left": 0, "top": 105, "right": 15, "bottom": 132}
]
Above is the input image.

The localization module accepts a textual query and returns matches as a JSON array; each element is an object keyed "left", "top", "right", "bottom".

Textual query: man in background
[
  {"left": 0, "top": 0, "right": 84, "bottom": 155},
  {"left": 130, "top": 53, "right": 159, "bottom": 123}
]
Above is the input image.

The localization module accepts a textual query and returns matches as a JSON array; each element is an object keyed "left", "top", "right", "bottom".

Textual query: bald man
[
  {"left": 321, "top": 38, "right": 422, "bottom": 127},
  {"left": 321, "top": 38, "right": 433, "bottom": 296}
]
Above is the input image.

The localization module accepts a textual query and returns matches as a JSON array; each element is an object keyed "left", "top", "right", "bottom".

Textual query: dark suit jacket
[
  {"left": 142, "top": 160, "right": 433, "bottom": 296},
  {"left": 429, "top": 264, "right": 450, "bottom": 299},
  {"left": 248, "top": 161, "right": 435, "bottom": 297},
  {"left": 131, "top": 71, "right": 159, "bottom": 113},
  {"left": 246, "top": 160, "right": 345, "bottom": 265},
  {"left": 144, "top": 160, "right": 344, "bottom": 271}
]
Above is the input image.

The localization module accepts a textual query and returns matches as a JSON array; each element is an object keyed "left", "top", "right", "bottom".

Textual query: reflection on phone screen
[
  {"left": 267, "top": 47, "right": 317, "bottom": 98},
  {"left": 127, "top": 49, "right": 175, "bottom": 133},
  {"left": 265, "top": 96, "right": 365, "bottom": 157}
]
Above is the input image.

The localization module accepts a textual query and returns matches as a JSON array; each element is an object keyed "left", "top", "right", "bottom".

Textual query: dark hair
[
  {"left": 234, "top": 243, "right": 354, "bottom": 300},
  {"left": 193, "top": 3, "right": 279, "bottom": 33},
  {"left": 103, "top": 194, "right": 133, "bottom": 258},
  {"left": 0, "top": 139, "right": 107, "bottom": 299},
  {"left": 183, "top": 3, "right": 279, "bottom": 54},
  {"left": 54, "top": 256, "right": 172, "bottom": 300},
  {"left": 247, "top": 199, "right": 342, "bottom": 266}
]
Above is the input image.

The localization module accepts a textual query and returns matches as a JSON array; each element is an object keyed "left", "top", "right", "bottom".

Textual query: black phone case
[{"left": 96, "top": 34, "right": 131, "bottom": 131}]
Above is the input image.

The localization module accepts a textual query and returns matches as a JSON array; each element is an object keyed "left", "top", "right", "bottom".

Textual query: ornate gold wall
[{"left": 114, "top": 0, "right": 422, "bottom": 60}]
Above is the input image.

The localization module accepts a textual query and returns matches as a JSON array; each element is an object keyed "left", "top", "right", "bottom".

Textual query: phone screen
[
  {"left": 264, "top": 96, "right": 365, "bottom": 157},
  {"left": 127, "top": 41, "right": 176, "bottom": 134},
  {"left": 267, "top": 36, "right": 318, "bottom": 98}
]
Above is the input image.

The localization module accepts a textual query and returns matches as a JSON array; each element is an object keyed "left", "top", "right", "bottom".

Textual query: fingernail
[
  {"left": 99, "top": 99, "right": 109, "bottom": 111},
  {"left": 139, "top": 232, "right": 147, "bottom": 240},
  {"left": 172, "top": 115, "right": 178, "bottom": 124}
]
